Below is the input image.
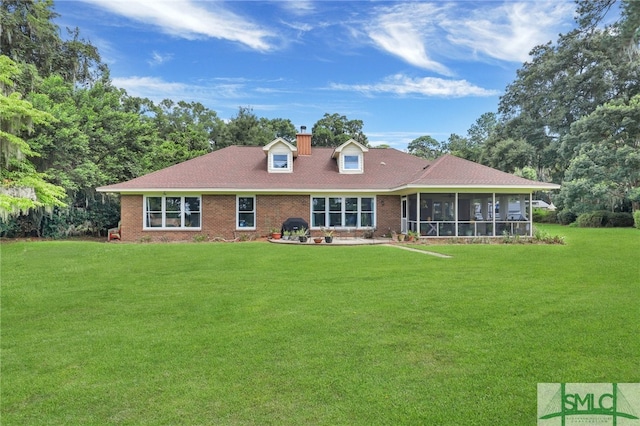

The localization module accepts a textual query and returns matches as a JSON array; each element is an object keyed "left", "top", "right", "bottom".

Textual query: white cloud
[
  {"left": 365, "top": 1, "right": 574, "bottom": 71},
  {"left": 111, "top": 75, "right": 283, "bottom": 104},
  {"left": 366, "top": 3, "right": 452, "bottom": 75},
  {"left": 112, "top": 76, "right": 190, "bottom": 99},
  {"left": 329, "top": 74, "right": 500, "bottom": 98},
  {"left": 79, "top": 0, "right": 276, "bottom": 51},
  {"left": 277, "top": 1, "right": 315, "bottom": 17},
  {"left": 442, "top": 1, "right": 574, "bottom": 63},
  {"left": 148, "top": 51, "right": 173, "bottom": 66}
]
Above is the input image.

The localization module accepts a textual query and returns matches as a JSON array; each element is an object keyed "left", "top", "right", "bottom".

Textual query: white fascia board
[
  {"left": 391, "top": 183, "right": 560, "bottom": 193},
  {"left": 97, "top": 188, "right": 218, "bottom": 194}
]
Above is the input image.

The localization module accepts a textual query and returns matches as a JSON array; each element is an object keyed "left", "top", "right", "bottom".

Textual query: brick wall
[
  {"left": 376, "top": 195, "right": 401, "bottom": 237},
  {"left": 257, "top": 195, "right": 309, "bottom": 235},
  {"left": 119, "top": 194, "right": 401, "bottom": 242}
]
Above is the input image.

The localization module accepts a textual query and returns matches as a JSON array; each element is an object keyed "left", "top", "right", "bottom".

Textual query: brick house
[{"left": 97, "top": 131, "right": 560, "bottom": 242}]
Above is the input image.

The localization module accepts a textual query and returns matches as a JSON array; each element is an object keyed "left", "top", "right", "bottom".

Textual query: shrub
[
  {"left": 634, "top": 211, "right": 640, "bottom": 229},
  {"left": 557, "top": 210, "right": 577, "bottom": 225},
  {"left": 532, "top": 226, "right": 566, "bottom": 244},
  {"left": 532, "top": 208, "right": 557, "bottom": 223},
  {"left": 576, "top": 211, "right": 608, "bottom": 228},
  {"left": 607, "top": 212, "right": 634, "bottom": 228},
  {"left": 576, "top": 211, "right": 634, "bottom": 228},
  {"left": 532, "top": 208, "right": 548, "bottom": 223}
]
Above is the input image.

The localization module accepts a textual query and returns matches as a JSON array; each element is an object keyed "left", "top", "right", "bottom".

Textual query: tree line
[
  {"left": 1, "top": 0, "right": 639, "bottom": 237},
  {"left": 0, "top": 0, "right": 369, "bottom": 237},
  {"left": 408, "top": 0, "right": 640, "bottom": 216}
]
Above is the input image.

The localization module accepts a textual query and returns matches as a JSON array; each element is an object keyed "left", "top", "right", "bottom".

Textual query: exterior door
[{"left": 401, "top": 197, "right": 407, "bottom": 233}]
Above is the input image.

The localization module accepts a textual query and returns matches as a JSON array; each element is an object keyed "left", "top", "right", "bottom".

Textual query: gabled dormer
[
  {"left": 263, "top": 138, "right": 298, "bottom": 173},
  {"left": 332, "top": 139, "right": 368, "bottom": 174}
]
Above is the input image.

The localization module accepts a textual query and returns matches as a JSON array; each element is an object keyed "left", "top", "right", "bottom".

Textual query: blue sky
[{"left": 53, "top": 1, "right": 576, "bottom": 150}]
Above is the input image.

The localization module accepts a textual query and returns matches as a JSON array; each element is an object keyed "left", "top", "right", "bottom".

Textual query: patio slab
[{"left": 268, "top": 237, "right": 391, "bottom": 246}]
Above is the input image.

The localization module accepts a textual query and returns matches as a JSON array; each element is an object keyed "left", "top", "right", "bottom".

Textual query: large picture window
[
  {"left": 144, "top": 196, "right": 201, "bottom": 229},
  {"left": 237, "top": 196, "right": 255, "bottom": 229},
  {"left": 312, "top": 196, "right": 375, "bottom": 228}
]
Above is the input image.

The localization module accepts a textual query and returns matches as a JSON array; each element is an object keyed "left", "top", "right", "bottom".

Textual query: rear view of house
[{"left": 97, "top": 131, "right": 559, "bottom": 242}]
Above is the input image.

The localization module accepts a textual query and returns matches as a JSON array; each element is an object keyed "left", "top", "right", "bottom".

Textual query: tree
[
  {"left": 447, "top": 112, "right": 497, "bottom": 163},
  {"left": 220, "top": 106, "right": 275, "bottom": 147},
  {"left": 146, "top": 99, "right": 223, "bottom": 170},
  {"left": 1, "top": 0, "right": 61, "bottom": 75},
  {"left": 1, "top": 0, "right": 104, "bottom": 89},
  {"left": 557, "top": 94, "right": 640, "bottom": 213},
  {"left": 481, "top": 137, "right": 535, "bottom": 173},
  {"left": 498, "top": 0, "right": 640, "bottom": 182},
  {"left": 260, "top": 117, "right": 297, "bottom": 143},
  {"left": 0, "top": 55, "right": 65, "bottom": 220},
  {"left": 407, "top": 135, "right": 444, "bottom": 160},
  {"left": 311, "top": 113, "right": 368, "bottom": 147},
  {"left": 514, "top": 166, "right": 538, "bottom": 181}
]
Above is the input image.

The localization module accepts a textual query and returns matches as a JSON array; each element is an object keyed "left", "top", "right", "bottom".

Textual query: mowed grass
[{"left": 2, "top": 225, "right": 639, "bottom": 425}]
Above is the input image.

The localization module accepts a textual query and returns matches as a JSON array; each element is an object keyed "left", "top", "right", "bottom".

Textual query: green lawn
[{"left": 2, "top": 225, "right": 639, "bottom": 425}]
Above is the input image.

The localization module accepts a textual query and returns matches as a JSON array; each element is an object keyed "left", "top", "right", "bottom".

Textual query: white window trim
[
  {"left": 332, "top": 139, "right": 367, "bottom": 174},
  {"left": 237, "top": 195, "right": 256, "bottom": 230},
  {"left": 310, "top": 195, "right": 376, "bottom": 229},
  {"left": 269, "top": 151, "right": 292, "bottom": 173},
  {"left": 343, "top": 154, "right": 361, "bottom": 171},
  {"left": 143, "top": 195, "right": 202, "bottom": 230}
]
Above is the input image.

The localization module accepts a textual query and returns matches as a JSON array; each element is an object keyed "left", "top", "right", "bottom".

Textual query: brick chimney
[{"left": 296, "top": 126, "right": 311, "bottom": 156}]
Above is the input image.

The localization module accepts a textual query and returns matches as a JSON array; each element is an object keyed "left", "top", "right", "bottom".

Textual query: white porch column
[
  {"left": 492, "top": 193, "right": 496, "bottom": 236},
  {"left": 454, "top": 192, "right": 459, "bottom": 236},
  {"left": 415, "top": 192, "right": 420, "bottom": 233},
  {"left": 529, "top": 192, "right": 533, "bottom": 237}
]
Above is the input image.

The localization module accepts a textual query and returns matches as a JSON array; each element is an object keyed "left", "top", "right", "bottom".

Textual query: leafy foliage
[
  {"left": 4, "top": 0, "right": 640, "bottom": 235},
  {"left": 575, "top": 210, "right": 634, "bottom": 227},
  {"left": 557, "top": 94, "right": 640, "bottom": 213},
  {"left": 311, "top": 113, "right": 368, "bottom": 147},
  {"left": 0, "top": 56, "right": 66, "bottom": 221},
  {"left": 407, "top": 135, "right": 443, "bottom": 159}
]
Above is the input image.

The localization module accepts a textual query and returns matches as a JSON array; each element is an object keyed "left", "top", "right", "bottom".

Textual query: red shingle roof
[{"left": 97, "top": 146, "right": 559, "bottom": 193}]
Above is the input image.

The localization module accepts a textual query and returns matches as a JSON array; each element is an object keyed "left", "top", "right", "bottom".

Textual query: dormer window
[
  {"left": 332, "top": 139, "right": 368, "bottom": 174},
  {"left": 272, "top": 153, "right": 289, "bottom": 169},
  {"left": 344, "top": 155, "right": 360, "bottom": 170},
  {"left": 263, "top": 138, "right": 297, "bottom": 173}
]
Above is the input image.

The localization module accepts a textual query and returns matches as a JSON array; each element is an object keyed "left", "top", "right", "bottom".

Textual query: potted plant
[
  {"left": 297, "top": 228, "right": 308, "bottom": 243},
  {"left": 397, "top": 233, "right": 406, "bottom": 242},
  {"left": 322, "top": 227, "right": 334, "bottom": 243},
  {"left": 270, "top": 227, "right": 281, "bottom": 239},
  {"left": 407, "top": 230, "right": 419, "bottom": 242},
  {"left": 282, "top": 230, "right": 291, "bottom": 240},
  {"left": 313, "top": 236, "right": 323, "bottom": 244}
]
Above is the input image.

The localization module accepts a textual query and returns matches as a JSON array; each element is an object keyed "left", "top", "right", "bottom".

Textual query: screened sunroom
[{"left": 401, "top": 192, "right": 533, "bottom": 238}]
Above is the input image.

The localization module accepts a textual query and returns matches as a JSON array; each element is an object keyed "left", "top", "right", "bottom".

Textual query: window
[
  {"left": 344, "top": 155, "right": 359, "bottom": 170},
  {"left": 311, "top": 196, "right": 375, "bottom": 228},
  {"left": 273, "top": 154, "right": 288, "bottom": 169},
  {"left": 144, "top": 196, "right": 201, "bottom": 229},
  {"left": 360, "top": 197, "right": 374, "bottom": 227},
  {"left": 237, "top": 196, "right": 255, "bottom": 229},
  {"left": 268, "top": 151, "right": 292, "bottom": 173}
]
